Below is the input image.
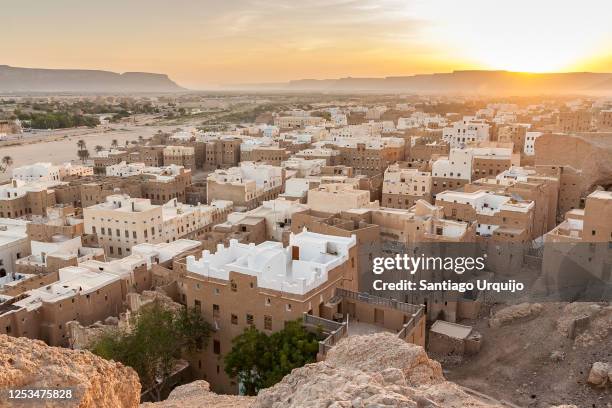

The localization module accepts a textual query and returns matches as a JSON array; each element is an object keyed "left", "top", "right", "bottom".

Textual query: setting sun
[{"left": 1, "top": 0, "right": 611, "bottom": 87}]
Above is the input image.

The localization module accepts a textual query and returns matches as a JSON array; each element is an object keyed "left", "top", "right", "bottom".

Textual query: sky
[{"left": 2, "top": 0, "right": 611, "bottom": 88}]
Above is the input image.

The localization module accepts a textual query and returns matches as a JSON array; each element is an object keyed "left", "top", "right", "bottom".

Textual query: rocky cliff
[
  {"left": 0, "top": 65, "right": 185, "bottom": 93},
  {"left": 145, "top": 333, "right": 516, "bottom": 408},
  {"left": 0, "top": 334, "right": 141, "bottom": 408},
  {"left": 1, "top": 331, "right": 582, "bottom": 408}
]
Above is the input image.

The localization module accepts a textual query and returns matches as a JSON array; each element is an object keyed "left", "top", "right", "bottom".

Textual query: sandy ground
[
  {"left": 0, "top": 123, "right": 191, "bottom": 182},
  {"left": 438, "top": 302, "right": 611, "bottom": 408}
]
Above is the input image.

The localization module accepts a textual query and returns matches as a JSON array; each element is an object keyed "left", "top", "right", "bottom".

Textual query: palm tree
[
  {"left": 77, "top": 149, "right": 90, "bottom": 163},
  {"left": 0, "top": 156, "right": 13, "bottom": 173},
  {"left": 138, "top": 135, "right": 144, "bottom": 144},
  {"left": 77, "top": 139, "right": 86, "bottom": 150},
  {"left": 111, "top": 139, "right": 119, "bottom": 149},
  {"left": 95, "top": 145, "right": 104, "bottom": 153}
]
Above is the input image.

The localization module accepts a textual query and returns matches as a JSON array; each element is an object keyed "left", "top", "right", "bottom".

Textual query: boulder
[
  {"left": 489, "top": 303, "right": 543, "bottom": 328},
  {"left": 587, "top": 362, "right": 610, "bottom": 387},
  {"left": 0, "top": 334, "right": 140, "bottom": 408}
]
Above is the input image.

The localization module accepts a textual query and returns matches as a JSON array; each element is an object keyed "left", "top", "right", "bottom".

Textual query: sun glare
[{"left": 412, "top": 0, "right": 612, "bottom": 73}]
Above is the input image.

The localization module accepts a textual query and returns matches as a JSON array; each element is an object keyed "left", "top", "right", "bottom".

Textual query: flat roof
[{"left": 430, "top": 320, "right": 473, "bottom": 339}]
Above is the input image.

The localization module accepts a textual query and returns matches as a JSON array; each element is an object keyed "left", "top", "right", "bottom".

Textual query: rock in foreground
[{"left": 0, "top": 334, "right": 140, "bottom": 408}]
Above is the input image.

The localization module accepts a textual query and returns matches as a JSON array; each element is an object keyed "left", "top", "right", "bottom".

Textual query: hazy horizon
[{"left": 3, "top": 0, "right": 612, "bottom": 89}]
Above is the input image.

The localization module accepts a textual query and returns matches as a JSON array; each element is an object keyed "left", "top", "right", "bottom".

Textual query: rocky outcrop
[
  {"left": 140, "top": 381, "right": 253, "bottom": 408},
  {"left": 0, "top": 334, "right": 140, "bottom": 408},
  {"left": 556, "top": 303, "right": 612, "bottom": 347},
  {"left": 489, "top": 303, "right": 543, "bottom": 328},
  {"left": 587, "top": 362, "right": 611, "bottom": 387},
  {"left": 144, "top": 333, "right": 509, "bottom": 408},
  {"left": 253, "top": 333, "right": 503, "bottom": 408}
]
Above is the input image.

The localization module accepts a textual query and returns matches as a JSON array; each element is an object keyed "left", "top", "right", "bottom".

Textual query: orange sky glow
[{"left": 2, "top": 0, "right": 611, "bottom": 88}]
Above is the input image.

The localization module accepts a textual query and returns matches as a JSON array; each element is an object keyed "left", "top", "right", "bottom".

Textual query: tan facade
[
  {"left": 307, "top": 184, "right": 378, "bottom": 214},
  {"left": 139, "top": 146, "right": 165, "bottom": 167},
  {"left": 140, "top": 168, "right": 192, "bottom": 205},
  {"left": 382, "top": 164, "right": 432, "bottom": 209},
  {"left": 203, "top": 138, "right": 242, "bottom": 170},
  {"left": 176, "top": 236, "right": 358, "bottom": 393},
  {"left": 435, "top": 192, "right": 535, "bottom": 242},
  {"left": 241, "top": 146, "right": 291, "bottom": 166},
  {"left": 0, "top": 271, "right": 128, "bottom": 347},
  {"left": 465, "top": 169, "right": 560, "bottom": 238},
  {"left": 335, "top": 142, "right": 404, "bottom": 176},
  {"left": 0, "top": 185, "right": 57, "bottom": 218},
  {"left": 556, "top": 110, "right": 592, "bottom": 133},
  {"left": 407, "top": 141, "right": 449, "bottom": 162},
  {"left": 274, "top": 116, "right": 326, "bottom": 129},
  {"left": 598, "top": 110, "right": 612, "bottom": 131},
  {"left": 163, "top": 146, "right": 195, "bottom": 170},
  {"left": 497, "top": 124, "right": 527, "bottom": 153}
]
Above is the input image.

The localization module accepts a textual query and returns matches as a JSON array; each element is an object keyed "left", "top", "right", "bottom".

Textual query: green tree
[
  {"left": 95, "top": 145, "right": 104, "bottom": 153},
  {"left": 91, "top": 302, "right": 211, "bottom": 401},
  {"left": 224, "top": 320, "right": 319, "bottom": 395}
]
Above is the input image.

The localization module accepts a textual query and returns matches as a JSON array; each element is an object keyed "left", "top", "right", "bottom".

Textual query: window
[
  {"left": 231, "top": 314, "right": 238, "bottom": 325},
  {"left": 213, "top": 340, "right": 221, "bottom": 355},
  {"left": 116, "top": 229, "right": 120, "bottom": 237},
  {"left": 109, "top": 246, "right": 114, "bottom": 254},
  {"left": 264, "top": 315, "right": 272, "bottom": 330},
  {"left": 92, "top": 226, "right": 96, "bottom": 234},
  {"left": 101, "top": 227, "right": 105, "bottom": 235},
  {"left": 286, "top": 304, "right": 292, "bottom": 312},
  {"left": 213, "top": 304, "right": 220, "bottom": 317},
  {"left": 246, "top": 314, "right": 254, "bottom": 325},
  {"left": 194, "top": 299, "right": 201, "bottom": 312},
  {"left": 230, "top": 280, "right": 237, "bottom": 292},
  {"left": 133, "top": 231, "right": 137, "bottom": 239}
]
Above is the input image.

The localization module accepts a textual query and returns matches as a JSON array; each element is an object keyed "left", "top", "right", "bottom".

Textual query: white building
[
  {"left": 15, "top": 236, "right": 104, "bottom": 272},
  {"left": 331, "top": 113, "right": 348, "bottom": 126},
  {"left": 58, "top": 163, "right": 94, "bottom": 178},
  {"left": 282, "top": 158, "right": 325, "bottom": 178},
  {"left": 0, "top": 218, "right": 29, "bottom": 277},
  {"left": 443, "top": 116, "right": 490, "bottom": 147},
  {"left": 432, "top": 148, "right": 473, "bottom": 181},
  {"left": 524, "top": 131, "right": 543, "bottom": 156},
  {"left": 83, "top": 194, "right": 227, "bottom": 258},
  {"left": 307, "top": 183, "right": 378, "bottom": 214},
  {"left": 224, "top": 198, "right": 309, "bottom": 242},
  {"left": 279, "top": 178, "right": 319, "bottom": 202},
  {"left": 12, "top": 163, "right": 61, "bottom": 183},
  {"left": 383, "top": 165, "right": 432, "bottom": 198},
  {"left": 185, "top": 231, "right": 356, "bottom": 295},
  {"left": 106, "top": 161, "right": 146, "bottom": 177},
  {"left": 435, "top": 190, "right": 534, "bottom": 236}
]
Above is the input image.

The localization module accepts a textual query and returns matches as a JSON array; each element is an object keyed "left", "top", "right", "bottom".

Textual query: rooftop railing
[
  {"left": 334, "top": 288, "right": 423, "bottom": 315},
  {"left": 302, "top": 313, "right": 347, "bottom": 359}
]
